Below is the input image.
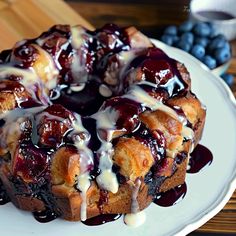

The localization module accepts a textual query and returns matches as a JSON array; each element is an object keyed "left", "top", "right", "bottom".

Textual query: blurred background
[{"left": 66, "top": 0, "right": 191, "bottom": 38}]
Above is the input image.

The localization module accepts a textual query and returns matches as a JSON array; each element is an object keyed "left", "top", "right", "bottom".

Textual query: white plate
[{"left": 1, "top": 39, "right": 236, "bottom": 236}]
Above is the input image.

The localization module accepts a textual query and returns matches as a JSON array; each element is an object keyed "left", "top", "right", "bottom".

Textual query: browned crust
[
  {"left": 53, "top": 157, "right": 187, "bottom": 221},
  {"left": 167, "top": 92, "right": 206, "bottom": 146}
]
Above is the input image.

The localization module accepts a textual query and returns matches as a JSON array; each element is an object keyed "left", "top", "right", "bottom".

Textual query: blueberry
[
  {"left": 193, "top": 23, "right": 211, "bottom": 37},
  {"left": 208, "top": 37, "right": 226, "bottom": 51},
  {"left": 202, "top": 55, "right": 217, "bottom": 69},
  {"left": 176, "top": 40, "right": 191, "bottom": 52},
  {"left": 214, "top": 46, "right": 231, "bottom": 64},
  {"left": 179, "top": 21, "right": 194, "bottom": 32},
  {"left": 190, "top": 44, "right": 205, "bottom": 59},
  {"left": 209, "top": 24, "right": 218, "bottom": 38},
  {"left": 172, "top": 35, "right": 179, "bottom": 43},
  {"left": 161, "top": 35, "right": 174, "bottom": 45},
  {"left": 164, "top": 26, "right": 178, "bottom": 35},
  {"left": 224, "top": 41, "right": 231, "bottom": 51},
  {"left": 195, "top": 37, "right": 209, "bottom": 47},
  {"left": 180, "top": 32, "right": 194, "bottom": 45},
  {"left": 221, "top": 73, "right": 234, "bottom": 86}
]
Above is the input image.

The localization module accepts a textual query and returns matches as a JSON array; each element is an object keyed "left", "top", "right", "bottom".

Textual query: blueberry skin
[
  {"left": 195, "top": 37, "right": 209, "bottom": 47},
  {"left": 180, "top": 32, "right": 194, "bottom": 45},
  {"left": 179, "top": 21, "right": 194, "bottom": 32},
  {"left": 221, "top": 73, "right": 234, "bottom": 86},
  {"left": 190, "top": 44, "right": 205, "bottom": 59},
  {"left": 214, "top": 47, "right": 231, "bottom": 64},
  {"left": 161, "top": 35, "right": 174, "bottom": 46},
  {"left": 164, "top": 26, "right": 178, "bottom": 35},
  {"left": 193, "top": 23, "right": 211, "bottom": 37},
  {"left": 202, "top": 55, "right": 216, "bottom": 69},
  {"left": 172, "top": 35, "right": 179, "bottom": 43},
  {"left": 176, "top": 40, "right": 191, "bottom": 52},
  {"left": 208, "top": 37, "right": 226, "bottom": 51}
]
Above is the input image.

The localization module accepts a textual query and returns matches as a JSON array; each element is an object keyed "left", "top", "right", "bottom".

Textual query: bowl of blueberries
[{"left": 160, "top": 21, "right": 232, "bottom": 77}]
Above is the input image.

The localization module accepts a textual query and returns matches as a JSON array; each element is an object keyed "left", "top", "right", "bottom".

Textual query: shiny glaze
[
  {"left": 154, "top": 182, "right": 187, "bottom": 207},
  {"left": 0, "top": 179, "right": 10, "bottom": 205},
  {"left": 82, "top": 214, "right": 122, "bottom": 226},
  {"left": 187, "top": 144, "right": 213, "bottom": 173},
  {"left": 0, "top": 24, "right": 210, "bottom": 225},
  {"left": 33, "top": 209, "right": 58, "bottom": 223}
]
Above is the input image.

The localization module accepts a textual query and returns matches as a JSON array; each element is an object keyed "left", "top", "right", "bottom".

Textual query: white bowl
[{"left": 190, "top": 0, "right": 236, "bottom": 40}]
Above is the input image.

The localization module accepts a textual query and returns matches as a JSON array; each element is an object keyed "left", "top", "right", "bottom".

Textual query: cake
[{"left": 0, "top": 24, "right": 206, "bottom": 225}]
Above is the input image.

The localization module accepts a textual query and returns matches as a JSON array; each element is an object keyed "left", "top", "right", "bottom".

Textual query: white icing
[
  {"left": 33, "top": 44, "right": 59, "bottom": 90},
  {"left": 124, "top": 211, "right": 146, "bottom": 227},
  {"left": 96, "top": 169, "right": 118, "bottom": 194},
  {"left": 0, "top": 106, "right": 46, "bottom": 148},
  {"left": 124, "top": 85, "right": 180, "bottom": 121},
  {"left": 70, "top": 26, "right": 89, "bottom": 84},
  {"left": 71, "top": 26, "right": 85, "bottom": 50},
  {"left": 72, "top": 114, "right": 93, "bottom": 171},
  {"left": 70, "top": 83, "right": 86, "bottom": 92},
  {"left": 0, "top": 66, "right": 51, "bottom": 105},
  {"left": 77, "top": 173, "right": 91, "bottom": 221},
  {"left": 92, "top": 108, "right": 119, "bottom": 193},
  {"left": 130, "top": 179, "right": 141, "bottom": 213},
  {"left": 99, "top": 84, "right": 112, "bottom": 97},
  {"left": 71, "top": 113, "right": 94, "bottom": 221}
]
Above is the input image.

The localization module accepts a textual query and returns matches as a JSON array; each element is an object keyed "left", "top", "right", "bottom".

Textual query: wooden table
[{"left": 0, "top": 0, "right": 235, "bottom": 234}]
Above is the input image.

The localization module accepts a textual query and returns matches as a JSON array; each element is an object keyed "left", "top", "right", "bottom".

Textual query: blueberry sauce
[
  {"left": 154, "top": 182, "right": 187, "bottom": 207},
  {"left": 123, "top": 47, "right": 188, "bottom": 98},
  {"left": 0, "top": 180, "right": 10, "bottom": 205},
  {"left": 196, "top": 10, "right": 235, "bottom": 20},
  {"left": 82, "top": 214, "right": 122, "bottom": 226},
  {"left": 33, "top": 209, "right": 58, "bottom": 223},
  {"left": 187, "top": 144, "right": 213, "bottom": 174},
  {"left": 132, "top": 124, "right": 166, "bottom": 162}
]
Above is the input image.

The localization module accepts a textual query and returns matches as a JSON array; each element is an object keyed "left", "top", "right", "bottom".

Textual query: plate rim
[{"left": 151, "top": 38, "right": 236, "bottom": 236}]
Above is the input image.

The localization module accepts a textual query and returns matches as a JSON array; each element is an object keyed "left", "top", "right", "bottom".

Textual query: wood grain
[
  {"left": 0, "top": 0, "right": 93, "bottom": 50},
  {"left": 0, "top": 0, "right": 235, "bottom": 234}
]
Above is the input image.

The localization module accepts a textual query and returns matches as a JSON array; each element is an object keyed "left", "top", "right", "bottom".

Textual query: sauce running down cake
[{"left": 0, "top": 24, "right": 206, "bottom": 225}]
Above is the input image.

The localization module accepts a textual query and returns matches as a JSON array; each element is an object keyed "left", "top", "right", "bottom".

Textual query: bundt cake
[{"left": 0, "top": 24, "right": 206, "bottom": 225}]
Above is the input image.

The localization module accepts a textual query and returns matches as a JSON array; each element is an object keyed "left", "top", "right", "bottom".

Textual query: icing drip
[
  {"left": 77, "top": 173, "right": 91, "bottom": 221},
  {"left": 71, "top": 114, "right": 94, "bottom": 221},
  {"left": 124, "top": 179, "right": 146, "bottom": 227},
  {"left": 124, "top": 211, "right": 146, "bottom": 227},
  {"left": 130, "top": 179, "right": 141, "bottom": 213},
  {"left": 92, "top": 108, "right": 119, "bottom": 194},
  {"left": 124, "top": 85, "right": 180, "bottom": 120}
]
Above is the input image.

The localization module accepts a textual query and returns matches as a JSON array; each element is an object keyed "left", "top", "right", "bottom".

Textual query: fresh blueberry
[
  {"left": 194, "top": 37, "right": 209, "bottom": 47},
  {"left": 208, "top": 37, "right": 226, "bottom": 51},
  {"left": 209, "top": 25, "right": 218, "bottom": 38},
  {"left": 164, "top": 26, "right": 178, "bottom": 35},
  {"left": 214, "top": 46, "right": 231, "bottom": 64},
  {"left": 176, "top": 40, "right": 191, "bottom": 52},
  {"left": 202, "top": 55, "right": 217, "bottom": 69},
  {"left": 214, "top": 34, "right": 226, "bottom": 41},
  {"left": 180, "top": 32, "right": 194, "bottom": 45},
  {"left": 224, "top": 41, "right": 231, "bottom": 51},
  {"left": 161, "top": 35, "right": 174, "bottom": 45},
  {"left": 193, "top": 23, "right": 211, "bottom": 37},
  {"left": 221, "top": 73, "right": 234, "bottom": 86},
  {"left": 190, "top": 44, "right": 205, "bottom": 59},
  {"left": 172, "top": 35, "right": 179, "bottom": 43},
  {"left": 179, "top": 21, "right": 194, "bottom": 32}
]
